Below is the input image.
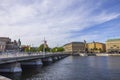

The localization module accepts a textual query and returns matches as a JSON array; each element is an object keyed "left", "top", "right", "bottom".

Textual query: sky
[{"left": 0, "top": 0, "right": 120, "bottom": 47}]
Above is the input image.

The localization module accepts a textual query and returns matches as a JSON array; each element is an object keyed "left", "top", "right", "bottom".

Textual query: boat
[{"left": 79, "top": 53, "right": 88, "bottom": 56}]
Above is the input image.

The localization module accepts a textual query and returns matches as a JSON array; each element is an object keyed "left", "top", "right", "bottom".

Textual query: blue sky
[{"left": 0, "top": 0, "right": 120, "bottom": 47}]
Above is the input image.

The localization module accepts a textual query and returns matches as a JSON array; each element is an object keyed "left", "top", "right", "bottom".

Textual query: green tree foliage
[
  {"left": 24, "top": 47, "right": 29, "bottom": 52},
  {"left": 37, "top": 44, "right": 44, "bottom": 52},
  {"left": 24, "top": 47, "right": 37, "bottom": 52},
  {"left": 30, "top": 47, "right": 37, "bottom": 52},
  {"left": 58, "top": 47, "right": 64, "bottom": 52},
  {"left": 52, "top": 47, "right": 64, "bottom": 52},
  {"left": 21, "top": 46, "right": 38, "bottom": 52},
  {"left": 37, "top": 44, "right": 50, "bottom": 52},
  {"left": 52, "top": 47, "right": 58, "bottom": 52}
]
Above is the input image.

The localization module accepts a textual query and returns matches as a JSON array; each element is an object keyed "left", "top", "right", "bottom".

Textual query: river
[{"left": 0, "top": 56, "right": 120, "bottom": 80}]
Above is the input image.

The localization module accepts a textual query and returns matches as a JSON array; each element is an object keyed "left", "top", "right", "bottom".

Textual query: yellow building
[
  {"left": 63, "top": 42, "right": 85, "bottom": 54},
  {"left": 106, "top": 39, "right": 120, "bottom": 53},
  {"left": 87, "top": 42, "right": 106, "bottom": 53}
]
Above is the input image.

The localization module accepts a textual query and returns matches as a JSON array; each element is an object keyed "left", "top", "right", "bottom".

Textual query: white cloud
[{"left": 0, "top": 0, "right": 119, "bottom": 47}]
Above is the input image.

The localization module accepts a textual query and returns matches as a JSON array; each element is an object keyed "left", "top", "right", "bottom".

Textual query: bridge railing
[
  {"left": 0, "top": 52, "right": 43, "bottom": 59},
  {"left": 0, "top": 52, "right": 67, "bottom": 59}
]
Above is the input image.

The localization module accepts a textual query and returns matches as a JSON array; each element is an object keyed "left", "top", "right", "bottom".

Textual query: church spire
[{"left": 18, "top": 39, "right": 21, "bottom": 48}]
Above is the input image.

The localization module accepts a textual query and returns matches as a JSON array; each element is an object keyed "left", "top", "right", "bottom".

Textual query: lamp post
[
  {"left": 43, "top": 44, "right": 45, "bottom": 55},
  {"left": 84, "top": 40, "right": 87, "bottom": 54},
  {"left": 28, "top": 45, "right": 31, "bottom": 55},
  {"left": 43, "top": 38, "right": 47, "bottom": 55},
  {"left": 56, "top": 48, "right": 58, "bottom": 53}
]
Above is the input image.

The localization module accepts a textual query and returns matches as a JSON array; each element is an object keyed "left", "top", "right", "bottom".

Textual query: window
[{"left": 113, "top": 45, "right": 116, "bottom": 47}]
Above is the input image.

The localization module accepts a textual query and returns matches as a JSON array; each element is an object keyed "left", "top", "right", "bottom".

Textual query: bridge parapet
[
  {"left": 0, "top": 52, "right": 69, "bottom": 59},
  {"left": 0, "top": 52, "right": 70, "bottom": 72}
]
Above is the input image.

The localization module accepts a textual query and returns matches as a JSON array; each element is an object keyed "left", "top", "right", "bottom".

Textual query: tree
[
  {"left": 25, "top": 47, "right": 29, "bottom": 52},
  {"left": 57, "top": 47, "right": 64, "bottom": 52},
  {"left": 51, "top": 47, "right": 64, "bottom": 52},
  {"left": 52, "top": 47, "right": 58, "bottom": 52},
  {"left": 99, "top": 48, "right": 102, "bottom": 52},
  {"left": 21, "top": 46, "right": 30, "bottom": 52},
  {"left": 37, "top": 44, "right": 50, "bottom": 52},
  {"left": 30, "top": 47, "right": 37, "bottom": 52}
]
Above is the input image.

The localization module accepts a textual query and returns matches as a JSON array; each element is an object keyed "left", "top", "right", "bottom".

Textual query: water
[{"left": 0, "top": 56, "right": 120, "bottom": 80}]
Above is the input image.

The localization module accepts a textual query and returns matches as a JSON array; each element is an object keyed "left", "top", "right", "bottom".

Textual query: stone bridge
[{"left": 0, "top": 52, "right": 70, "bottom": 73}]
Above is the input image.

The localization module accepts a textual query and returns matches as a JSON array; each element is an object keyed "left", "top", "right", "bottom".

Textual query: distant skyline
[{"left": 0, "top": 0, "right": 120, "bottom": 47}]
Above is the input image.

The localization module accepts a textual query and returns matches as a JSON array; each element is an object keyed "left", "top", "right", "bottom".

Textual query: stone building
[
  {"left": 106, "top": 39, "right": 120, "bottom": 53},
  {"left": 87, "top": 41, "right": 106, "bottom": 53},
  {"left": 63, "top": 42, "right": 85, "bottom": 53},
  {"left": 0, "top": 41, "right": 6, "bottom": 52},
  {"left": 0, "top": 37, "right": 21, "bottom": 52}
]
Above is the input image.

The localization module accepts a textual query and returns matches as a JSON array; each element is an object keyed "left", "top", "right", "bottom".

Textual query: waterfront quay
[
  {"left": 73, "top": 52, "right": 120, "bottom": 56},
  {"left": 95, "top": 53, "right": 120, "bottom": 56},
  {"left": 0, "top": 52, "right": 70, "bottom": 73}
]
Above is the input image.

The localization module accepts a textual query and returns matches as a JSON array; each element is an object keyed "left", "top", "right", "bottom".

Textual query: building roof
[
  {"left": 106, "top": 38, "right": 120, "bottom": 42},
  {"left": 0, "top": 37, "right": 9, "bottom": 39},
  {"left": 64, "top": 42, "right": 84, "bottom": 46},
  {"left": 87, "top": 42, "right": 105, "bottom": 44}
]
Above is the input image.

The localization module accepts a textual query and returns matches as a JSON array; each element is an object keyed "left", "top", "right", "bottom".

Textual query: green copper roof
[{"left": 107, "top": 38, "right": 120, "bottom": 42}]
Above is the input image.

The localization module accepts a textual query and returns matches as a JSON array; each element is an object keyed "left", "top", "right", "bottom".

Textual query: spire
[
  {"left": 43, "top": 37, "right": 46, "bottom": 43},
  {"left": 18, "top": 39, "right": 21, "bottom": 47},
  {"left": 84, "top": 40, "right": 86, "bottom": 43},
  {"left": 93, "top": 41, "right": 95, "bottom": 43},
  {"left": 93, "top": 41, "right": 96, "bottom": 49}
]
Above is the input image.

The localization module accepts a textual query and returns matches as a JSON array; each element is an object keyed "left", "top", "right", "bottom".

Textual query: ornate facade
[
  {"left": 106, "top": 39, "right": 120, "bottom": 53},
  {"left": 87, "top": 42, "right": 106, "bottom": 53},
  {"left": 0, "top": 41, "right": 6, "bottom": 52},
  {"left": 0, "top": 37, "right": 21, "bottom": 52},
  {"left": 63, "top": 42, "right": 85, "bottom": 53}
]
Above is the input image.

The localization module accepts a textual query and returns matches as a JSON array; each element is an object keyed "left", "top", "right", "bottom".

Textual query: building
[
  {"left": 63, "top": 42, "right": 85, "bottom": 53},
  {"left": 87, "top": 41, "right": 106, "bottom": 53},
  {"left": 106, "top": 39, "right": 120, "bottom": 53},
  {"left": 0, "top": 37, "right": 21, "bottom": 52},
  {"left": 0, "top": 41, "right": 6, "bottom": 52}
]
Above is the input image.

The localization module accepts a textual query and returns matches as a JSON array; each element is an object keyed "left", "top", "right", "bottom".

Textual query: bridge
[{"left": 0, "top": 52, "right": 70, "bottom": 73}]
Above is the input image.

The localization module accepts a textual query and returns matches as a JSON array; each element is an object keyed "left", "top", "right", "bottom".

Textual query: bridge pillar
[
  {"left": 52, "top": 56, "right": 58, "bottom": 62},
  {"left": 21, "top": 59, "right": 43, "bottom": 67},
  {"left": 0, "top": 62, "right": 22, "bottom": 73},
  {"left": 61, "top": 55, "right": 67, "bottom": 59},
  {"left": 58, "top": 56, "right": 62, "bottom": 60},
  {"left": 42, "top": 57, "right": 53, "bottom": 65}
]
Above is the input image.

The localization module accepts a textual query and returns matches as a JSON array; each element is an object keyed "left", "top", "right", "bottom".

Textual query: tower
[
  {"left": 43, "top": 38, "right": 47, "bottom": 53},
  {"left": 18, "top": 39, "right": 21, "bottom": 51},
  {"left": 84, "top": 40, "right": 87, "bottom": 53},
  {"left": 93, "top": 41, "right": 96, "bottom": 49}
]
